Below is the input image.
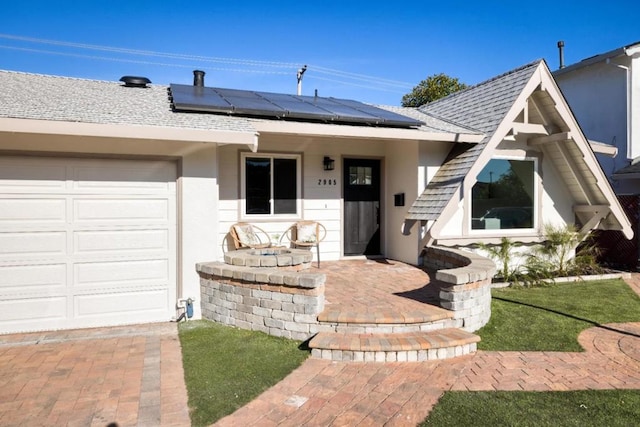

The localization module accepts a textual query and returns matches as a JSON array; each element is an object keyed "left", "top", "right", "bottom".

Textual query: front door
[{"left": 343, "top": 158, "right": 381, "bottom": 255}]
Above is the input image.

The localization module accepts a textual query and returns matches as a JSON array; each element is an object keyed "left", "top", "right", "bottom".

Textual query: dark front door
[{"left": 343, "top": 158, "right": 381, "bottom": 255}]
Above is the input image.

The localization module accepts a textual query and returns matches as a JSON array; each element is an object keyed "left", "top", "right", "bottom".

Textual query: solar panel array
[{"left": 169, "top": 84, "right": 423, "bottom": 128}]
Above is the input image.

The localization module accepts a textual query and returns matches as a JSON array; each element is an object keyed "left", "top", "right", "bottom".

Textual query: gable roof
[{"left": 406, "top": 60, "right": 541, "bottom": 220}]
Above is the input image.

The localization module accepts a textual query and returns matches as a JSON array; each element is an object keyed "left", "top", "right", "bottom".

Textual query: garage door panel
[
  {"left": 75, "top": 289, "right": 168, "bottom": 317},
  {"left": 74, "top": 165, "right": 176, "bottom": 193},
  {"left": 0, "top": 198, "right": 67, "bottom": 224},
  {"left": 0, "top": 264, "right": 66, "bottom": 296},
  {"left": 0, "top": 160, "right": 67, "bottom": 193},
  {"left": 74, "top": 259, "right": 169, "bottom": 287},
  {"left": 74, "top": 229, "right": 169, "bottom": 255},
  {"left": 0, "top": 297, "right": 67, "bottom": 323},
  {"left": 73, "top": 290, "right": 170, "bottom": 328},
  {"left": 0, "top": 232, "right": 67, "bottom": 259},
  {"left": 74, "top": 198, "right": 170, "bottom": 223}
]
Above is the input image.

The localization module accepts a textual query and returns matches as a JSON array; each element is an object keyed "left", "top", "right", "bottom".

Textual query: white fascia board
[
  {"left": 588, "top": 140, "right": 618, "bottom": 157},
  {"left": 0, "top": 117, "right": 258, "bottom": 146},
  {"left": 625, "top": 43, "right": 640, "bottom": 57},
  {"left": 250, "top": 120, "right": 484, "bottom": 143}
]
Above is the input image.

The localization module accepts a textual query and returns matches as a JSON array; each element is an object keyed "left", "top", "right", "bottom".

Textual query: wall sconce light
[{"left": 323, "top": 156, "right": 335, "bottom": 171}]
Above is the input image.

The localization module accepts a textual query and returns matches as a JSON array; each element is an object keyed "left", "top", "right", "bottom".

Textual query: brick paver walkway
[
  {"left": 214, "top": 273, "right": 640, "bottom": 426},
  {"left": 0, "top": 323, "right": 189, "bottom": 427}
]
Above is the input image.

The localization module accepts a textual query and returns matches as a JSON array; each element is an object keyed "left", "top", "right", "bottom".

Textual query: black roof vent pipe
[
  {"left": 119, "top": 76, "right": 151, "bottom": 88},
  {"left": 193, "top": 70, "right": 205, "bottom": 87},
  {"left": 557, "top": 40, "right": 565, "bottom": 69}
]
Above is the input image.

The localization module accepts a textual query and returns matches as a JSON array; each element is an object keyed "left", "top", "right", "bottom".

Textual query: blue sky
[{"left": 1, "top": 1, "right": 638, "bottom": 105}]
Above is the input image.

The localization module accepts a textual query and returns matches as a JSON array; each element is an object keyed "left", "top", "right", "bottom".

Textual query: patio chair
[
  {"left": 280, "top": 221, "right": 327, "bottom": 268},
  {"left": 229, "top": 222, "right": 272, "bottom": 250}
]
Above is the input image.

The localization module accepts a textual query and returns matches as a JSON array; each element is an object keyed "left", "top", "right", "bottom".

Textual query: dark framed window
[
  {"left": 471, "top": 158, "right": 535, "bottom": 230},
  {"left": 242, "top": 154, "right": 300, "bottom": 216}
]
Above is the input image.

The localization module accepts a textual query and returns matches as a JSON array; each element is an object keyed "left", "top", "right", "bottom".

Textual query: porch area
[
  {"left": 197, "top": 248, "right": 495, "bottom": 362},
  {"left": 309, "top": 259, "right": 480, "bottom": 362}
]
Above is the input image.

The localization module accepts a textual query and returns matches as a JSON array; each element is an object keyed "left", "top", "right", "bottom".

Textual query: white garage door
[{"left": 0, "top": 156, "right": 177, "bottom": 334}]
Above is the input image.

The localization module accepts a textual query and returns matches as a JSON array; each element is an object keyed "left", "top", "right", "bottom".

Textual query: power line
[
  {"left": 0, "top": 33, "right": 414, "bottom": 92},
  {"left": 0, "top": 45, "right": 291, "bottom": 75}
]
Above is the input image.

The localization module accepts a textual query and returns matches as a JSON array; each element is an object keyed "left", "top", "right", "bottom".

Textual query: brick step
[
  {"left": 308, "top": 328, "right": 480, "bottom": 362},
  {"left": 317, "top": 304, "right": 453, "bottom": 324}
]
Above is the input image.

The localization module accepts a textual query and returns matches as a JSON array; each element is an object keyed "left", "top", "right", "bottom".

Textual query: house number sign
[{"left": 317, "top": 178, "right": 337, "bottom": 186}]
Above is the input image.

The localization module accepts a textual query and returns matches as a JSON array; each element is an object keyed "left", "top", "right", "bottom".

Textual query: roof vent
[
  {"left": 119, "top": 76, "right": 151, "bottom": 88},
  {"left": 193, "top": 70, "right": 205, "bottom": 87}
]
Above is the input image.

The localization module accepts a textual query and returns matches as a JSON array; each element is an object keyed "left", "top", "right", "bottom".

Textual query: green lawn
[
  {"left": 178, "top": 320, "right": 309, "bottom": 427},
  {"left": 421, "top": 390, "right": 640, "bottom": 427},
  {"left": 421, "top": 278, "right": 640, "bottom": 426},
  {"left": 477, "top": 279, "right": 640, "bottom": 351}
]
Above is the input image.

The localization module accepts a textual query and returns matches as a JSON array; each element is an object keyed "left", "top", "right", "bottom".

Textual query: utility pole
[{"left": 297, "top": 65, "right": 307, "bottom": 95}]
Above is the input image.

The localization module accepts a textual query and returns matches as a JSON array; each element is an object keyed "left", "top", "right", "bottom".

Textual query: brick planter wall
[
  {"left": 422, "top": 246, "right": 496, "bottom": 332},
  {"left": 196, "top": 262, "right": 325, "bottom": 340}
]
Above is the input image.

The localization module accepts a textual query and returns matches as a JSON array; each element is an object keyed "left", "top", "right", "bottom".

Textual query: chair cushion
[
  {"left": 233, "top": 224, "right": 260, "bottom": 247},
  {"left": 296, "top": 223, "right": 317, "bottom": 243}
]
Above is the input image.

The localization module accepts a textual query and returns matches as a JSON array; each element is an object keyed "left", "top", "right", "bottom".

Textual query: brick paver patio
[{"left": 0, "top": 263, "right": 638, "bottom": 426}]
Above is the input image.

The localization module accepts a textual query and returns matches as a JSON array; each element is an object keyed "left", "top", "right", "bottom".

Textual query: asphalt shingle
[{"left": 0, "top": 70, "right": 256, "bottom": 133}]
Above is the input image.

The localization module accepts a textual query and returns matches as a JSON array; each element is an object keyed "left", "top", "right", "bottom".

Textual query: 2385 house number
[{"left": 318, "top": 179, "right": 337, "bottom": 186}]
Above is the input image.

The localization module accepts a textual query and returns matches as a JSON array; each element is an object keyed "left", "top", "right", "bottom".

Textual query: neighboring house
[
  {"left": 0, "top": 59, "right": 631, "bottom": 334},
  {"left": 554, "top": 42, "right": 640, "bottom": 193}
]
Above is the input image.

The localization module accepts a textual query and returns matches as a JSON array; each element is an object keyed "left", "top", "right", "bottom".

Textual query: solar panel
[
  {"left": 256, "top": 92, "right": 335, "bottom": 121},
  {"left": 214, "top": 88, "right": 285, "bottom": 117},
  {"left": 169, "top": 84, "right": 424, "bottom": 128}
]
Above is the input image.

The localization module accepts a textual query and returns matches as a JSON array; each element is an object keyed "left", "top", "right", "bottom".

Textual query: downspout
[{"left": 606, "top": 59, "right": 632, "bottom": 160}]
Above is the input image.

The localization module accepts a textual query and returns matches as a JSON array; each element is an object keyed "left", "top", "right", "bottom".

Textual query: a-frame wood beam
[
  {"left": 511, "top": 122, "right": 549, "bottom": 136},
  {"left": 529, "top": 132, "right": 572, "bottom": 146},
  {"left": 574, "top": 205, "right": 610, "bottom": 234}
]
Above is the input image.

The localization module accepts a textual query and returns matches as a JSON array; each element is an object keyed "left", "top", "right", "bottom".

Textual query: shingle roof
[
  {"left": 375, "top": 105, "right": 483, "bottom": 135},
  {"left": 0, "top": 70, "right": 256, "bottom": 133},
  {"left": 405, "top": 60, "right": 542, "bottom": 220}
]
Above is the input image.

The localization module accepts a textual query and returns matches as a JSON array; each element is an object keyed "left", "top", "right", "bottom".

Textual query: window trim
[
  {"left": 240, "top": 152, "right": 302, "bottom": 219},
  {"left": 469, "top": 156, "right": 539, "bottom": 235}
]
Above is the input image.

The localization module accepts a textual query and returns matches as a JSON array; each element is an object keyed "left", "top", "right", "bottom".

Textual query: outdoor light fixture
[{"left": 323, "top": 156, "right": 335, "bottom": 171}]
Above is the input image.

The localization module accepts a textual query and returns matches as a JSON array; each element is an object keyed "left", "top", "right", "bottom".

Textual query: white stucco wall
[
  {"left": 384, "top": 140, "right": 420, "bottom": 263},
  {"left": 179, "top": 146, "right": 219, "bottom": 319}
]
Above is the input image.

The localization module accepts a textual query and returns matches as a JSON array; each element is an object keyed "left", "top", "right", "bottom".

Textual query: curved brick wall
[
  {"left": 422, "top": 246, "right": 496, "bottom": 332},
  {"left": 196, "top": 262, "right": 325, "bottom": 341}
]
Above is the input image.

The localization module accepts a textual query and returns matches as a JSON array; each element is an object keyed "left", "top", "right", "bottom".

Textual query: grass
[
  {"left": 477, "top": 279, "right": 640, "bottom": 351},
  {"left": 178, "top": 320, "right": 309, "bottom": 427},
  {"left": 420, "top": 278, "right": 640, "bottom": 426},
  {"left": 421, "top": 390, "right": 640, "bottom": 427}
]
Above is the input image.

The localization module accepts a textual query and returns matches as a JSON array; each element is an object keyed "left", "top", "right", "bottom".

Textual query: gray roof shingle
[
  {"left": 0, "top": 70, "right": 256, "bottom": 133},
  {"left": 405, "top": 60, "right": 542, "bottom": 221}
]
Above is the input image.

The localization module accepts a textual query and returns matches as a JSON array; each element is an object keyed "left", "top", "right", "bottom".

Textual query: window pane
[
  {"left": 273, "top": 158, "right": 297, "bottom": 214},
  {"left": 245, "top": 157, "right": 271, "bottom": 214},
  {"left": 349, "top": 166, "right": 372, "bottom": 185},
  {"left": 472, "top": 159, "right": 534, "bottom": 230},
  {"left": 349, "top": 166, "right": 358, "bottom": 185}
]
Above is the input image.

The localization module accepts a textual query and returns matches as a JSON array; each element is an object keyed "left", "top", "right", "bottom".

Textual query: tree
[{"left": 401, "top": 73, "right": 468, "bottom": 107}]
